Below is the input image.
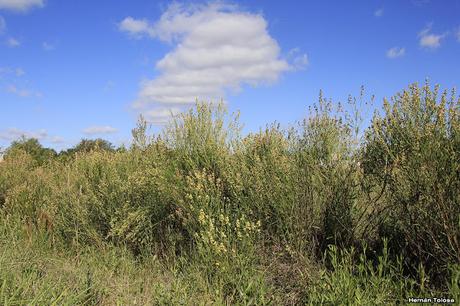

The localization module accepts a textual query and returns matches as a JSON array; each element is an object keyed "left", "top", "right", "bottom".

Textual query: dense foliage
[
  {"left": 0, "top": 82, "right": 458, "bottom": 304},
  {"left": 3, "top": 137, "right": 57, "bottom": 165}
]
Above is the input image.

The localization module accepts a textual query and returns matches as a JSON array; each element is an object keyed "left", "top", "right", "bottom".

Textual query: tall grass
[{"left": 0, "top": 82, "right": 458, "bottom": 304}]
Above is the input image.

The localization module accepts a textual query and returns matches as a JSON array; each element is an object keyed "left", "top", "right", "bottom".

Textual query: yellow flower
[
  {"left": 198, "top": 209, "right": 206, "bottom": 224},
  {"left": 245, "top": 221, "right": 251, "bottom": 230}
]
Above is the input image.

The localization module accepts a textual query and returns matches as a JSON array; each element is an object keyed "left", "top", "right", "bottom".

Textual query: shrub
[
  {"left": 278, "top": 93, "right": 364, "bottom": 255},
  {"left": 362, "top": 82, "right": 460, "bottom": 284}
]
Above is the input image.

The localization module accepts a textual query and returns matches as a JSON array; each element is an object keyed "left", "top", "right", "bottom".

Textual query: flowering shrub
[{"left": 0, "top": 82, "right": 458, "bottom": 303}]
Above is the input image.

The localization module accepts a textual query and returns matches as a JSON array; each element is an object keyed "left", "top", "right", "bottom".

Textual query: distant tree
[
  {"left": 60, "top": 138, "right": 115, "bottom": 157},
  {"left": 4, "top": 137, "right": 57, "bottom": 165}
]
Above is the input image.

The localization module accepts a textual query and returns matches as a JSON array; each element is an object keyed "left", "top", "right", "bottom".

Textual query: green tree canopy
[
  {"left": 4, "top": 137, "right": 57, "bottom": 165},
  {"left": 61, "top": 138, "right": 115, "bottom": 156}
]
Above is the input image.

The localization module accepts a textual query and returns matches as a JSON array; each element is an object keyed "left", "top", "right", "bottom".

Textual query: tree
[
  {"left": 60, "top": 138, "right": 115, "bottom": 157},
  {"left": 4, "top": 137, "right": 57, "bottom": 165}
]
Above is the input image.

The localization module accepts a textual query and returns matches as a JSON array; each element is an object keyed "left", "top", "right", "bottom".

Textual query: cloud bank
[{"left": 119, "top": 2, "right": 306, "bottom": 124}]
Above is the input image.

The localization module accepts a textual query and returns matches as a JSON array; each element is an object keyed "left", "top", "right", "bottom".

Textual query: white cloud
[
  {"left": 0, "top": 16, "right": 5, "bottom": 34},
  {"left": 456, "top": 27, "right": 460, "bottom": 42},
  {"left": 6, "top": 37, "right": 19, "bottom": 47},
  {"left": 120, "top": 2, "right": 302, "bottom": 123},
  {"left": 418, "top": 24, "right": 447, "bottom": 49},
  {"left": 386, "top": 47, "right": 405, "bottom": 58},
  {"left": 374, "top": 8, "right": 384, "bottom": 17},
  {"left": 0, "top": 128, "right": 63, "bottom": 144},
  {"left": 144, "top": 107, "right": 182, "bottom": 124},
  {"left": 5, "top": 84, "right": 41, "bottom": 98},
  {"left": 0, "top": 0, "right": 44, "bottom": 12},
  {"left": 42, "top": 41, "right": 55, "bottom": 51},
  {"left": 0, "top": 127, "right": 47, "bottom": 141},
  {"left": 119, "top": 17, "right": 153, "bottom": 38},
  {"left": 83, "top": 126, "right": 118, "bottom": 135}
]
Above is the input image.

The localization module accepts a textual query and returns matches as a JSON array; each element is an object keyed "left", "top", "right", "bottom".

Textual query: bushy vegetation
[{"left": 0, "top": 82, "right": 458, "bottom": 304}]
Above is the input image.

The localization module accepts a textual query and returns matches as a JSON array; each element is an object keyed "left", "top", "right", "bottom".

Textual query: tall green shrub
[{"left": 362, "top": 82, "right": 460, "bottom": 284}]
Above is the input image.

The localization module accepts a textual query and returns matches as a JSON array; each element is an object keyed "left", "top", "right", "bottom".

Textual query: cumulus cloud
[
  {"left": 0, "top": 16, "right": 5, "bottom": 33},
  {"left": 83, "top": 126, "right": 118, "bottom": 135},
  {"left": 119, "top": 2, "right": 305, "bottom": 123},
  {"left": 6, "top": 37, "right": 19, "bottom": 47},
  {"left": 374, "top": 8, "right": 384, "bottom": 17},
  {"left": 418, "top": 24, "right": 447, "bottom": 49},
  {"left": 0, "top": 127, "right": 47, "bottom": 141},
  {"left": 119, "top": 17, "right": 153, "bottom": 38},
  {"left": 0, "top": 0, "right": 44, "bottom": 12},
  {"left": 386, "top": 47, "right": 405, "bottom": 58},
  {"left": 144, "top": 107, "right": 182, "bottom": 124},
  {"left": 5, "top": 84, "right": 41, "bottom": 97}
]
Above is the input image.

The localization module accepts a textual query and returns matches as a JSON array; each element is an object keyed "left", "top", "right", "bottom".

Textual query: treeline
[
  {"left": 1, "top": 137, "right": 120, "bottom": 164},
  {"left": 0, "top": 82, "right": 459, "bottom": 304}
]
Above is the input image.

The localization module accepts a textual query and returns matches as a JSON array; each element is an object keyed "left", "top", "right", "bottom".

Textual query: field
[{"left": 0, "top": 82, "right": 459, "bottom": 305}]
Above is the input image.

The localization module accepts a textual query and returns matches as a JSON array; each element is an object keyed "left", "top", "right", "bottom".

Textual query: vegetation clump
[{"left": 0, "top": 82, "right": 459, "bottom": 304}]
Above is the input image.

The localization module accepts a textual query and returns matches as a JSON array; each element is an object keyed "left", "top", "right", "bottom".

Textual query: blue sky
[{"left": 0, "top": 0, "right": 459, "bottom": 151}]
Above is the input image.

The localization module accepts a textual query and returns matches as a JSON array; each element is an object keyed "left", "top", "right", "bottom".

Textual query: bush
[{"left": 362, "top": 82, "right": 460, "bottom": 284}]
